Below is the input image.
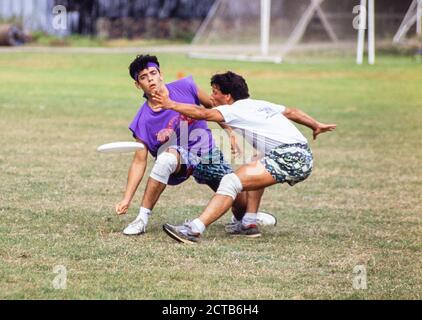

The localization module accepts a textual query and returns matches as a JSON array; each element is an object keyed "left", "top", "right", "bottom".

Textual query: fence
[{"left": 0, "top": 0, "right": 216, "bottom": 37}]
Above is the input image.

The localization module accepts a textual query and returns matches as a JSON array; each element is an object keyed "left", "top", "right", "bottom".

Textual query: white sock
[
  {"left": 231, "top": 215, "right": 241, "bottom": 224},
  {"left": 191, "top": 219, "right": 206, "bottom": 235},
  {"left": 137, "top": 207, "right": 151, "bottom": 224},
  {"left": 242, "top": 213, "right": 257, "bottom": 227}
]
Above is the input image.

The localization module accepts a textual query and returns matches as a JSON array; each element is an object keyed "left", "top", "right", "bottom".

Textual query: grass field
[{"left": 0, "top": 52, "right": 421, "bottom": 299}]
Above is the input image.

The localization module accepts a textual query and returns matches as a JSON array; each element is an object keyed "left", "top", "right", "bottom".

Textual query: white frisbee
[{"left": 97, "top": 141, "right": 145, "bottom": 154}]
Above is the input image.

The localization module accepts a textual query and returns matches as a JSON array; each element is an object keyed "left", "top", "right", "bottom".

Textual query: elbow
[
  {"left": 284, "top": 108, "right": 298, "bottom": 119},
  {"left": 133, "top": 157, "right": 146, "bottom": 166}
]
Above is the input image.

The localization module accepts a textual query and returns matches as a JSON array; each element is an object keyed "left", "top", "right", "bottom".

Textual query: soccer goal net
[{"left": 189, "top": 0, "right": 412, "bottom": 62}]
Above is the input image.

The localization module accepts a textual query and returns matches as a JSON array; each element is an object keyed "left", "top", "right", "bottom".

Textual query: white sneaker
[
  {"left": 230, "top": 212, "right": 277, "bottom": 227},
  {"left": 256, "top": 212, "right": 277, "bottom": 226},
  {"left": 123, "top": 217, "right": 147, "bottom": 235}
]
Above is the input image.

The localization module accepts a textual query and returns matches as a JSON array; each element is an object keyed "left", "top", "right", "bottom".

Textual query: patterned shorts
[
  {"left": 260, "top": 143, "right": 313, "bottom": 186},
  {"left": 193, "top": 148, "right": 234, "bottom": 191},
  {"left": 167, "top": 146, "right": 233, "bottom": 190}
]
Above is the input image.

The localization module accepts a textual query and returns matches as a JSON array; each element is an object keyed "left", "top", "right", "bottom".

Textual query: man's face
[
  {"left": 210, "top": 84, "right": 232, "bottom": 106},
  {"left": 136, "top": 67, "right": 163, "bottom": 95}
]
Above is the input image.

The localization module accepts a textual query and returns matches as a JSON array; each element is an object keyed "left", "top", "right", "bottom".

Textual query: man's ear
[
  {"left": 135, "top": 81, "right": 141, "bottom": 89},
  {"left": 225, "top": 93, "right": 234, "bottom": 104}
]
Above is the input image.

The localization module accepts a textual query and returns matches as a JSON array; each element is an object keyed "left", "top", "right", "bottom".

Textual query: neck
[{"left": 146, "top": 85, "right": 168, "bottom": 112}]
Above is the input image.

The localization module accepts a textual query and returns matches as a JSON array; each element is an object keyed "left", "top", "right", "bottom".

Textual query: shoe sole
[
  {"left": 162, "top": 224, "right": 197, "bottom": 244},
  {"left": 229, "top": 232, "right": 262, "bottom": 238},
  {"left": 123, "top": 232, "right": 145, "bottom": 236},
  {"left": 123, "top": 228, "right": 146, "bottom": 236},
  {"left": 245, "top": 233, "right": 262, "bottom": 238}
]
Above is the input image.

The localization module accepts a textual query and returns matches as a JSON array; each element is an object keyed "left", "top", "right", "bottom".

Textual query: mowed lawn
[{"left": 0, "top": 52, "right": 420, "bottom": 299}]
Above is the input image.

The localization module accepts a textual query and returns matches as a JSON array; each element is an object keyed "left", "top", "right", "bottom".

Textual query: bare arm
[
  {"left": 283, "top": 107, "right": 337, "bottom": 140},
  {"left": 219, "top": 122, "right": 243, "bottom": 157},
  {"left": 152, "top": 90, "right": 225, "bottom": 122},
  {"left": 172, "top": 102, "right": 224, "bottom": 122},
  {"left": 115, "top": 140, "right": 148, "bottom": 215}
]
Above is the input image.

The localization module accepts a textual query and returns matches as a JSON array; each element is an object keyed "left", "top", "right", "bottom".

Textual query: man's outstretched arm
[
  {"left": 152, "top": 90, "right": 225, "bottom": 122},
  {"left": 283, "top": 107, "right": 337, "bottom": 140}
]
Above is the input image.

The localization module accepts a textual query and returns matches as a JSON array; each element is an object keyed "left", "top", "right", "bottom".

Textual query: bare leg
[
  {"left": 141, "top": 148, "right": 181, "bottom": 210},
  {"left": 246, "top": 189, "right": 265, "bottom": 213},
  {"left": 205, "top": 176, "right": 247, "bottom": 221},
  {"left": 231, "top": 192, "right": 248, "bottom": 220},
  {"left": 140, "top": 178, "right": 167, "bottom": 210},
  {"left": 198, "top": 161, "right": 277, "bottom": 227}
]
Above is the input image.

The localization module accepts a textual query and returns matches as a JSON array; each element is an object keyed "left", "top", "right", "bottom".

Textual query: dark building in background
[{"left": 56, "top": 0, "right": 216, "bottom": 39}]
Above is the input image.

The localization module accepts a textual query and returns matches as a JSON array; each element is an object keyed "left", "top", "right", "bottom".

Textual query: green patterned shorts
[{"left": 260, "top": 143, "right": 313, "bottom": 186}]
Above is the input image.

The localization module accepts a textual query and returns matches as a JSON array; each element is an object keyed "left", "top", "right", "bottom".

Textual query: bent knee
[{"left": 217, "top": 173, "right": 243, "bottom": 200}]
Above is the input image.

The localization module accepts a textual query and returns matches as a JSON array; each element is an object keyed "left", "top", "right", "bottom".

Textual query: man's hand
[
  {"left": 313, "top": 123, "right": 337, "bottom": 140},
  {"left": 230, "top": 135, "right": 242, "bottom": 158},
  {"left": 115, "top": 199, "right": 131, "bottom": 215},
  {"left": 151, "top": 89, "right": 174, "bottom": 110}
]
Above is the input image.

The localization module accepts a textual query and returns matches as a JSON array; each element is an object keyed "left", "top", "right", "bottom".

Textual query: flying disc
[{"left": 97, "top": 141, "right": 145, "bottom": 154}]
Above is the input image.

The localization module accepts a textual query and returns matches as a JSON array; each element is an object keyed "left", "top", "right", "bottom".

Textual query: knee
[
  {"left": 217, "top": 173, "right": 243, "bottom": 200},
  {"left": 150, "top": 152, "right": 179, "bottom": 184}
]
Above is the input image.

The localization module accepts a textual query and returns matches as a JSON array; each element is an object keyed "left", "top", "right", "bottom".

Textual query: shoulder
[
  {"left": 215, "top": 104, "right": 235, "bottom": 123},
  {"left": 167, "top": 76, "right": 196, "bottom": 90},
  {"left": 230, "top": 98, "right": 251, "bottom": 110},
  {"left": 253, "top": 99, "right": 285, "bottom": 111},
  {"left": 167, "top": 76, "right": 199, "bottom": 104},
  {"left": 132, "top": 102, "right": 151, "bottom": 122},
  {"left": 136, "top": 101, "right": 150, "bottom": 115}
]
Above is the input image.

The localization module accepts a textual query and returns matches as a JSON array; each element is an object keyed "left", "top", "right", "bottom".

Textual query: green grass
[{"left": 0, "top": 53, "right": 421, "bottom": 299}]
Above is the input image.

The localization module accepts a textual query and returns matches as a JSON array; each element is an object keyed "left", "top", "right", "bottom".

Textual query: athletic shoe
[
  {"left": 225, "top": 222, "right": 262, "bottom": 238},
  {"left": 163, "top": 222, "right": 200, "bottom": 244},
  {"left": 230, "top": 212, "right": 277, "bottom": 227},
  {"left": 256, "top": 211, "right": 277, "bottom": 226},
  {"left": 123, "top": 217, "right": 147, "bottom": 235},
  {"left": 225, "top": 220, "right": 241, "bottom": 233}
]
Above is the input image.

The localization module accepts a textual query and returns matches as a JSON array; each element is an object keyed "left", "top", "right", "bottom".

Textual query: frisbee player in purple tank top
[{"left": 115, "top": 55, "right": 277, "bottom": 236}]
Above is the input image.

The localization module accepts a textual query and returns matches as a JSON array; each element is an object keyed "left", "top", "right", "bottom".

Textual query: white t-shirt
[{"left": 215, "top": 98, "right": 308, "bottom": 154}]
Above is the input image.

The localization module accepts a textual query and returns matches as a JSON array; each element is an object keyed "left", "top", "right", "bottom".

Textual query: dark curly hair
[
  {"left": 129, "top": 54, "right": 160, "bottom": 81},
  {"left": 210, "top": 71, "right": 250, "bottom": 101}
]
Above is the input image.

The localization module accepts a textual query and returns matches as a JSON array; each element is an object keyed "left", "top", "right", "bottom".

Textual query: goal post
[
  {"left": 394, "top": 0, "right": 422, "bottom": 43},
  {"left": 189, "top": 0, "right": 409, "bottom": 64},
  {"left": 189, "top": 0, "right": 283, "bottom": 63}
]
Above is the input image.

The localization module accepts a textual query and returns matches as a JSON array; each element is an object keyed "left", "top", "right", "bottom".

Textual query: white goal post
[
  {"left": 189, "top": 0, "right": 364, "bottom": 64},
  {"left": 189, "top": 0, "right": 410, "bottom": 64},
  {"left": 189, "top": 0, "right": 282, "bottom": 63},
  {"left": 393, "top": 0, "right": 422, "bottom": 44}
]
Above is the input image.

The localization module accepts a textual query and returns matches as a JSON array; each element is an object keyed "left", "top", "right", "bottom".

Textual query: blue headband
[
  {"left": 146, "top": 62, "right": 159, "bottom": 70},
  {"left": 136, "top": 62, "right": 160, "bottom": 80}
]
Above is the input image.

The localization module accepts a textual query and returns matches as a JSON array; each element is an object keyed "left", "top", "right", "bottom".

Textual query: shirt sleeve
[
  {"left": 215, "top": 105, "right": 236, "bottom": 123},
  {"left": 268, "top": 102, "right": 286, "bottom": 113},
  {"left": 128, "top": 107, "right": 150, "bottom": 149}
]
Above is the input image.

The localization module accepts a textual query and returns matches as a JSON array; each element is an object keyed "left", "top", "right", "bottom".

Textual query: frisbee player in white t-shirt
[{"left": 151, "top": 71, "right": 337, "bottom": 243}]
